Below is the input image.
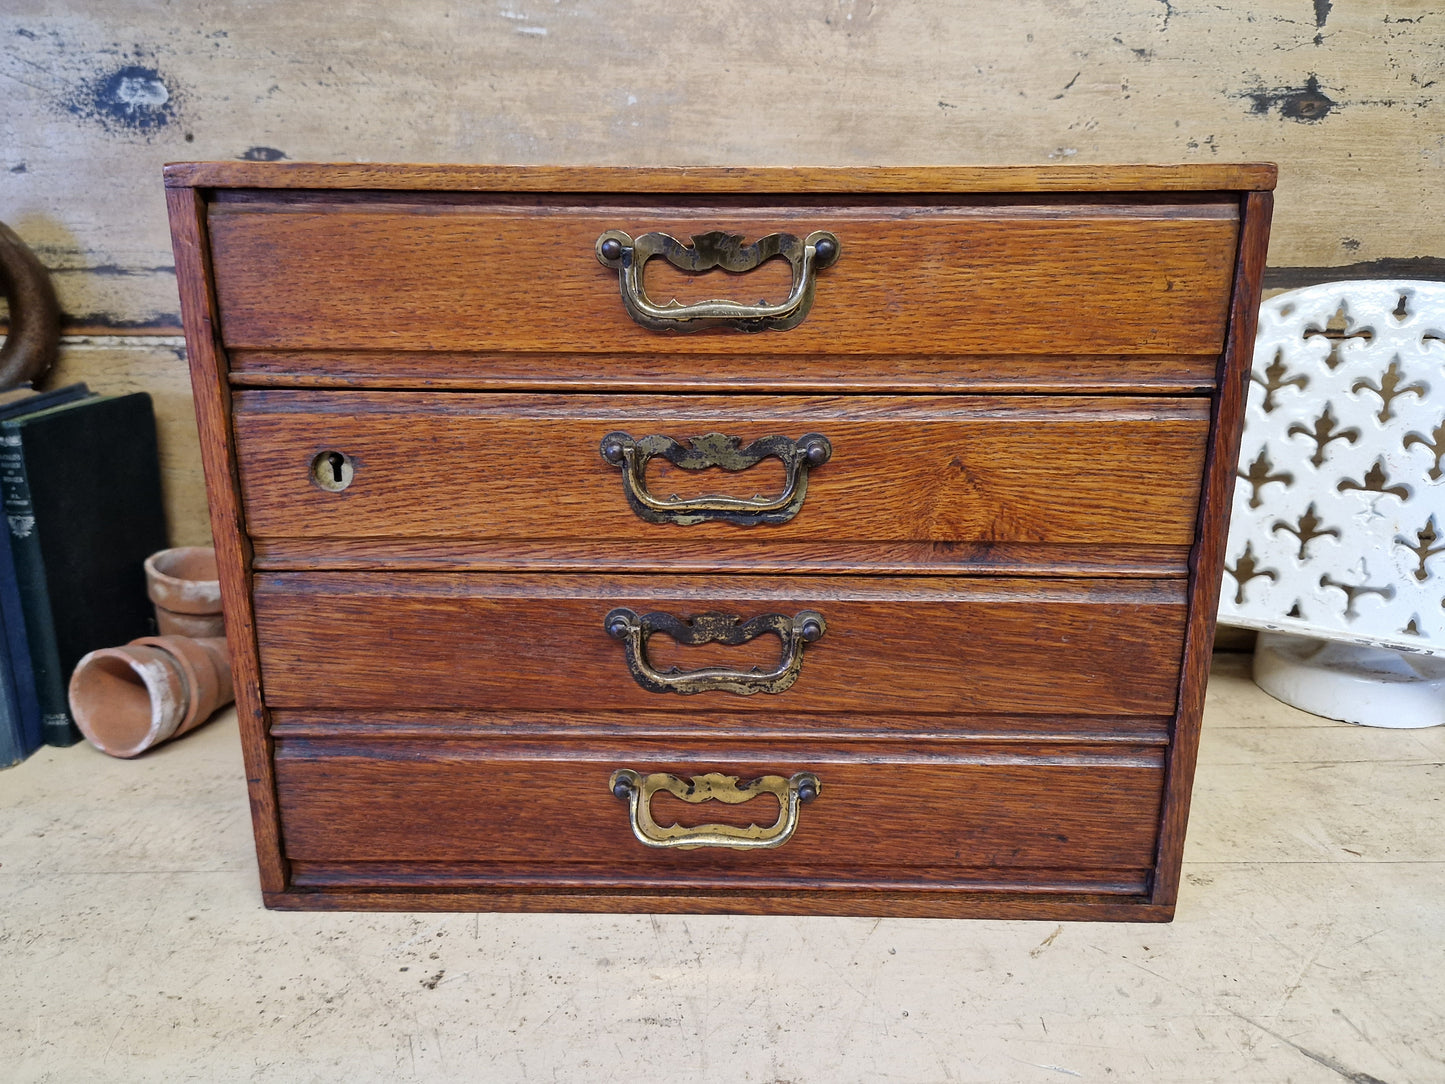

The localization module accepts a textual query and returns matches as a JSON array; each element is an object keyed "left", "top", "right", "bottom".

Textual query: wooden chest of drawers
[{"left": 166, "top": 163, "right": 1274, "bottom": 919}]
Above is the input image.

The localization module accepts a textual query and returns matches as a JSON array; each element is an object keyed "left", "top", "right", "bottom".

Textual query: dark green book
[
  {"left": 0, "top": 383, "right": 92, "bottom": 763},
  {"left": 0, "top": 393, "right": 168, "bottom": 746}
]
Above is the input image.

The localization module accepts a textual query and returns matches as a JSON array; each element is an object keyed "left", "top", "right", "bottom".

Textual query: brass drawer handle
[
  {"left": 604, "top": 607, "right": 825, "bottom": 695},
  {"left": 600, "top": 431, "right": 831, "bottom": 526},
  {"left": 594, "top": 229, "right": 840, "bottom": 333},
  {"left": 609, "top": 769, "right": 821, "bottom": 850}
]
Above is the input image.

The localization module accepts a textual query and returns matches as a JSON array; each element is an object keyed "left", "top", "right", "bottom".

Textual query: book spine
[
  {"left": 0, "top": 500, "right": 42, "bottom": 759},
  {"left": 0, "top": 427, "right": 76, "bottom": 746},
  {"left": 0, "top": 597, "right": 23, "bottom": 767}
]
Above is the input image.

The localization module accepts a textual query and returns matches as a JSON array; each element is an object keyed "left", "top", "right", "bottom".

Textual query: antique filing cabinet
[{"left": 166, "top": 164, "right": 1274, "bottom": 919}]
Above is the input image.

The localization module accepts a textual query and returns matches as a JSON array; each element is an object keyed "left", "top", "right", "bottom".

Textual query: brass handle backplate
[
  {"left": 600, "top": 431, "right": 831, "bottom": 526},
  {"left": 609, "top": 769, "right": 821, "bottom": 849},
  {"left": 604, "top": 607, "right": 825, "bottom": 695},
  {"left": 595, "top": 229, "right": 840, "bottom": 333}
]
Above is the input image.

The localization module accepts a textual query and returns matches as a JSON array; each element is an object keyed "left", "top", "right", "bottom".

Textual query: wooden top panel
[{"left": 165, "top": 162, "right": 1277, "bottom": 193}]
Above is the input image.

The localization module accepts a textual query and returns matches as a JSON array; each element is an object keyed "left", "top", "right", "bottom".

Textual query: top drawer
[{"left": 209, "top": 194, "right": 1240, "bottom": 390}]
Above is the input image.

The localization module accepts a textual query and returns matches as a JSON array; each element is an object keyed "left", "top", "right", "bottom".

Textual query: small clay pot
[
  {"left": 144, "top": 546, "right": 224, "bottom": 638},
  {"left": 69, "top": 636, "right": 234, "bottom": 758}
]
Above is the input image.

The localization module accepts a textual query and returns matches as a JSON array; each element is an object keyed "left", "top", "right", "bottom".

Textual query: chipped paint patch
[
  {"left": 67, "top": 65, "right": 178, "bottom": 134},
  {"left": 1243, "top": 75, "right": 1336, "bottom": 122},
  {"left": 239, "top": 146, "right": 288, "bottom": 161}
]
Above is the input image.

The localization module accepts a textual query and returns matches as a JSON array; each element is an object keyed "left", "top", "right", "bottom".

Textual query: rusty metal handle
[
  {"left": 600, "top": 431, "right": 831, "bottom": 526},
  {"left": 604, "top": 608, "right": 826, "bottom": 695},
  {"left": 609, "top": 769, "right": 821, "bottom": 850},
  {"left": 0, "top": 221, "right": 60, "bottom": 389},
  {"left": 595, "top": 229, "right": 840, "bottom": 333}
]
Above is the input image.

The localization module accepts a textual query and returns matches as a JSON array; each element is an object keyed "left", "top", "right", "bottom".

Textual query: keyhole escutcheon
[{"left": 310, "top": 450, "right": 354, "bottom": 492}]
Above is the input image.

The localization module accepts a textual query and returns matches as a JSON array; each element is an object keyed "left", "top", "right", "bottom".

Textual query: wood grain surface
[
  {"left": 260, "top": 886, "right": 1169, "bottom": 919},
  {"left": 248, "top": 539, "right": 1195, "bottom": 578},
  {"left": 252, "top": 573, "right": 1188, "bottom": 717},
  {"left": 267, "top": 708, "right": 1173, "bottom": 745},
  {"left": 207, "top": 198, "right": 1239, "bottom": 356},
  {"left": 227, "top": 349, "right": 1224, "bottom": 394},
  {"left": 167, "top": 162, "right": 1277, "bottom": 192},
  {"left": 233, "top": 391, "right": 1209, "bottom": 555},
  {"left": 272, "top": 736, "right": 1165, "bottom": 879},
  {"left": 1152, "top": 190, "right": 1275, "bottom": 907},
  {"left": 162, "top": 159, "right": 1263, "bottom": 916},
  {"left": 164, "top": 186, "right": 287, "bottom": 894}
]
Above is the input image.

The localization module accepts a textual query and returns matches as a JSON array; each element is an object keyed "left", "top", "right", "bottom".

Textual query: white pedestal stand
[{"left": 1253, "top": 632, "right": 1445, "bottom": 729}]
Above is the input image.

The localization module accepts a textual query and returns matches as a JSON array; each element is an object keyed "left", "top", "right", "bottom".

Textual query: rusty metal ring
[{"left": 0, "top": 221, "right": 59, "bottom": 389}]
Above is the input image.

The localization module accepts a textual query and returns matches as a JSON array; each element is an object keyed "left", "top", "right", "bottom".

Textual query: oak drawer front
[
  {"left": 273, "top": 737, "right": 1165, "bottom": 890},
  {"left": 252, "top": 573, "right": 1187, "bottom": 716},
  {"left": 235, "top": 392, "right": 1209, "bottom": 559},
  {"left": 210, "top": 197, "right": 1238, "bottom": 364}
]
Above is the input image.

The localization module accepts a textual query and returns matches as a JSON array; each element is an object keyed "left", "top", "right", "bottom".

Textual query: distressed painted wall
[{"left": 1, "top": 0, "right": 1442, "bottom": 540}]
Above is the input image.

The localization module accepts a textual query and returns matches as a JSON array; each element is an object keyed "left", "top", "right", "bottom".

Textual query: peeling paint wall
[{"left": 1, "top": 0, "right": 1441, "bottom": 540}]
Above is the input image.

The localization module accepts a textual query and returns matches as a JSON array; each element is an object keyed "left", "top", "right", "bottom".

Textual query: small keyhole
[{"left": 310, "top": 450, "right": 354, "bottom": 492}]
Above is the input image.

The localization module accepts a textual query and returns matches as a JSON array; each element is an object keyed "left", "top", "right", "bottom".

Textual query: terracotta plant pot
[
  {"left": 68, "top": 636, "right": 234, "bottom": 758},
  {"left": 144, "top": 546, "right": 224, "bottom": 637}
]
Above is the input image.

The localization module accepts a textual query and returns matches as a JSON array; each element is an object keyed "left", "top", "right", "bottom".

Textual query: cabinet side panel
[
  {"left": 166, "top": 185, "right": 288, "bottom": 895},
  {"left": 1153, "top": 190, "right": 1273, "bottom": 907}
]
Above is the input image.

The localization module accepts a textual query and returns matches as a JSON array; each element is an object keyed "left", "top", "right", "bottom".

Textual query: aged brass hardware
[
  {"left": 604, "top": 607, "right": 825, "bottom": 695},
  {"left": 594, "top": 228, "right": 840, "bottom": 333},
  {"left": 608, "top": 769, "right": 821, "bottom": 850},
  {"left": 600, "top": 431, "right": 831, "bottom": 526}
]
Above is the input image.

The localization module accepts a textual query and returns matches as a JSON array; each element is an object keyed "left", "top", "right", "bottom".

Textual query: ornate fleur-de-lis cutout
[
  {"left": 1304, "top": 301, "right": 1352, "bottom": 336},
  {"left": 1270, "top": 501, "right": 1341, "bottom": 559},
  {"left": 1239, "top": 448, "right": 1294, "bottom": 509},
  {"left": 1286, "top": 404, "right": 1360, "bottom": 468},
  {"left": 1319, "top": 574, "right": 1395, "bottom": 620},
  {"left": 1303, "top": 302, "right": 1373, "bottom": 370},
  {"left": 1393, "top": 515, "right": 1445, "bottom": 582},
  {"left": 1224, "top": 542, "right": 1278, "bottom": 605},
  {"left": 1338, "top": 458, "right": 1411, "bottom": 501},
  {"left": 1403, "top": 618, "right": 1422, "bottom": 636},
  {"left": 1403, "top": 420, "right": 1445, "bottom": 481},
  {"left": 1392, "top": 293, "right": 1410, "bottom": 320},
  {"left": 1250, "top": 349, "right": 1309, "bottom": 413},
  {"left": 1351, "top": 358, "right": 1428, "bottom": 423}
]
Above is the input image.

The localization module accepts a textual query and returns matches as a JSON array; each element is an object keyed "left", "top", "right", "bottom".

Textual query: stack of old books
[{"left": 0, "top": 383, "right": 166, "bottom": 767}]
